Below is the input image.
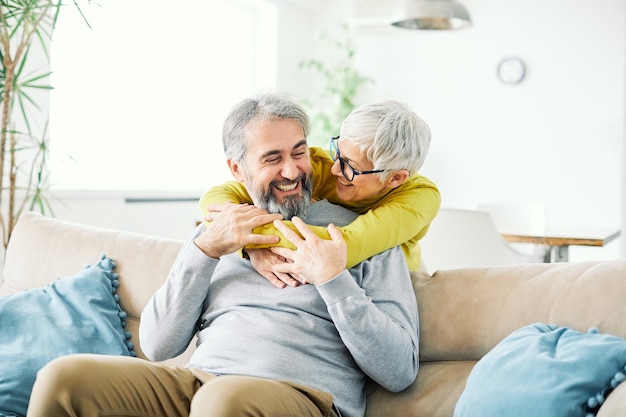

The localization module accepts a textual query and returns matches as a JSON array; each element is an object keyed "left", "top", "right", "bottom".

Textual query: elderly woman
[{"left": 201, "top": 99, "right": 440, "bottom": 286}]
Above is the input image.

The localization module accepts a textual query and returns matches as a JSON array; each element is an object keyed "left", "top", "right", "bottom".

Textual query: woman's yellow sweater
[{"left": 199, "top": 147, "right": 440, "bottom": 270}]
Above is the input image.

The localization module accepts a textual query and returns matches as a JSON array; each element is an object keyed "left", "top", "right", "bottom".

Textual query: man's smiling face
[{"left": 228, "top": 117, "right": 313, "bottom": 219}]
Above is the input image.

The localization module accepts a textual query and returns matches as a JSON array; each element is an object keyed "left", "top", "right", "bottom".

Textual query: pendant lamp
[{"left": 391, "top": 0, "right": 472, "bottom": 30}]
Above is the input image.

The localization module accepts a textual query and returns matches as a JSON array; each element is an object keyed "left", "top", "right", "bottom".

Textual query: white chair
[
  {"left": 420, "top": 208, "right": 534, "bottom": 273},
  {"left": 476, "top": 203, "right": 550, "bottom": 262}
]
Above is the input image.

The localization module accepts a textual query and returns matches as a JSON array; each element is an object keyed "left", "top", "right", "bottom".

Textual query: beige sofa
[{"left": 2, "top": 211, "right": 626, "bottom": 416}]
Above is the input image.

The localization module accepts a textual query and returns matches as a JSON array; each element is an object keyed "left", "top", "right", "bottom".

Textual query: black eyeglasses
[{"left": 329, "top": 136, "right": 386, "bottom": 182}]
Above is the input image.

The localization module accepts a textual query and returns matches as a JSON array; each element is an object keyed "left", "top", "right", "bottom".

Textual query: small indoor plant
[
  {"left": 0, "top": 0, "right": 91, "bottom": 249},
  {"left": 300, "top": 22, "right": 375, "bottom": 147}
]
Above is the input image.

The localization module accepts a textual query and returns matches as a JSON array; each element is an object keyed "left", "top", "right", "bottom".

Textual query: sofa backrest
[
  {"left": 413, "top": 259, "right": 626, "bottom": 362},
  {"left": 5, "top": 211, "right": 626, "bottom": 370},
  {"left": 0, "top": 211, "right": 191, "bottom": 363}
]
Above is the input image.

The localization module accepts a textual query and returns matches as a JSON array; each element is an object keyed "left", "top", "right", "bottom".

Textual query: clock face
[{"left": 497, "top": 57, "right": 526, "bottom": 85}]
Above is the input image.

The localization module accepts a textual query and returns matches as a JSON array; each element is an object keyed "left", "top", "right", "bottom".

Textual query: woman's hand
[
  {"left": 270, "top": 217, "right": 347, "bottom": 286},
  {"left": 246, "top": 248, "right": 303, "bottom": 289}
]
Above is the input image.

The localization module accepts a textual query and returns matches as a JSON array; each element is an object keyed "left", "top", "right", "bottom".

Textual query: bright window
[{"left": 50, "top": 0, "right": 277, "bottom": 191}]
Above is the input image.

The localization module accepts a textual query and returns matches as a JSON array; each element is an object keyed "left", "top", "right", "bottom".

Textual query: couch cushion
[
  {"left": 0, "top": 256, "right": 134, "bottom": 417},
  {"left": 1, "top": 211, "right": 185, "bottom": 361},
  {"left": 366, "top": 360, "right": 475, "bottom": 417},
  {"left": 453, "top": 322, "right": 626, "bottom": 417}
]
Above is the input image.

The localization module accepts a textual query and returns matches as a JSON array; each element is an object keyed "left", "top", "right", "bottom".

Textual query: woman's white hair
[{"left": 339, "top": 100, "right": 431, "bottom": 181}]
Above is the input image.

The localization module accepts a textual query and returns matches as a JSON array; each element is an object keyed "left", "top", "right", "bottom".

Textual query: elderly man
[{"left": 27, "top": 92, "right": 418, "bottom": 417}]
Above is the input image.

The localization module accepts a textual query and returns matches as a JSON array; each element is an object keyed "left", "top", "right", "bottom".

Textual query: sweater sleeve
[
  {"left": 334, "top": 178, "right": 440, "bottom": 270},
  {"left": 245, "top": 178, "right": 440, "bottom": 270},
  {"left": 199, "top": 180, "right": 253, "bottom": 212},
  {"left": 139, "top": 226, "right": 218, "bottom": 361},
  {"left": 316, "top": 246, "right": 419, "bottom": 392}
]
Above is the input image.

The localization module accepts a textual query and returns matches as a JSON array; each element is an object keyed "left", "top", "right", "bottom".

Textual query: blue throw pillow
[
  {"left": 0, "top": 255, "right": 135, "bottom": 417},
  {"left": 454, "top": 323, "right": 626, "bottom": 417}
]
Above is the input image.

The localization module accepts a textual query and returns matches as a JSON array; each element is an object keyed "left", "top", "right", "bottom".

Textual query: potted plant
[
  {"left": 300, "top": 22, "right": 375, "bottom": 147},
  {"left": 0, "top": 0, "right": 91, "bottom": 249}
]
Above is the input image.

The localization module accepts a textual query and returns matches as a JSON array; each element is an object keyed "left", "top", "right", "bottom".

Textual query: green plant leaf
[
  {"left": 0, "top": 0, "right": 94, "bottom": 247},
  {"left": 299, "top": 22, "right": 375, "bottom": 147}
]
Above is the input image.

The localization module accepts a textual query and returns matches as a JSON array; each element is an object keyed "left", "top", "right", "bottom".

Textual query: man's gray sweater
[{"left": 140, "top": 200, "right": 419, "bottom": 417}]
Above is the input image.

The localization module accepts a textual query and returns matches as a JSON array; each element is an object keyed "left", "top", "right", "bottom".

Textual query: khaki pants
[{"left": 27, "top": 354, "right": 337, "bottom": 417}]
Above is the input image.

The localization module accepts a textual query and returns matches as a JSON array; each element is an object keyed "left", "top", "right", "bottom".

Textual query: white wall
[
  {"left": 49, "top": 190, "right": 202, "bottom": 241},
  {"left": 305, "top": 0, "right": 625, "bottom": 262},
  {"left": 47, "top": 0, "right": 625, "bottom": 263}
]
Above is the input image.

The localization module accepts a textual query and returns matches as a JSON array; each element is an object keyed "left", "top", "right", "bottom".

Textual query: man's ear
[
  {"left": 227, "top": 159, "right": 246, "bottom": 183},
  {"left": 385, "top": 169, "right": 410, "bottom": 189}
]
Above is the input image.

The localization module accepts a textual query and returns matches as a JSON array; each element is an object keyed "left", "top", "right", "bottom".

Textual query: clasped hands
[{"left": 197, "top": 203, "right": 347, "bottom": 288}]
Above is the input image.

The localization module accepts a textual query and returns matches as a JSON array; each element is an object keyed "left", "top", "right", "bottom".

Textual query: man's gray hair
[
  {"left": 339, "top": 100, "right": 431, "bottom": 181},
  {"left": 222, "top": 91, "right": 311, "bottom": 164}
]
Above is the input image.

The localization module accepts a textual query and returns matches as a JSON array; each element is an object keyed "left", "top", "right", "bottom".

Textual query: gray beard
[
  {"left": 251, "top": 175, "right": 312, "bottom": 220},
  {"left": 264, "top": 192, "right": 312, "bottom": 220}
]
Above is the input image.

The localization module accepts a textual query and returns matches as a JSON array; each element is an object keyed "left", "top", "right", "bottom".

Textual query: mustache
[
  {"left": 271, "top": 178, "right": 299, "bottom": 188},
  {"left": 268, "top": 173, "right": 310, "bottom": 191},
  {"left": 260, "top": 173, "right": 312, "bottom": 219}
]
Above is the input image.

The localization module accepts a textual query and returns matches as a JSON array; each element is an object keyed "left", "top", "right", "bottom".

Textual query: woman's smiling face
[{"left": 330, "top": 138, "right": 388, "bottom": 202}]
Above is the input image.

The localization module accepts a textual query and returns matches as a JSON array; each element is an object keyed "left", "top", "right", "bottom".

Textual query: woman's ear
[{"left": 385, "top": 169, "right": 410, "bottom": 189}]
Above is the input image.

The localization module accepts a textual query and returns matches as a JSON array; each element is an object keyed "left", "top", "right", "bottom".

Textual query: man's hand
[
  {"left": 246, "top": 248, "right": 302, "bottom": 288},
  {"left": 194, "top": 204, "right": 282, "bottom": 259},
  {"left": 203, "top": 202, "right": 236, "bottom": 222},
  {"left": 270, "top": 217, "right": 347, "bottom": 286}
]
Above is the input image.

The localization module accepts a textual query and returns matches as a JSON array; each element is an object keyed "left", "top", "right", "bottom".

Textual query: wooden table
[{"left": 501, "top": 227, "right": 621, "bottom": 262}]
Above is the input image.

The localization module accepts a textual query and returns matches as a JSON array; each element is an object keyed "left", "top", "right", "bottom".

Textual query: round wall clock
[{"left": 497, "top": 57, "right": 526, "bottom": 85}]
